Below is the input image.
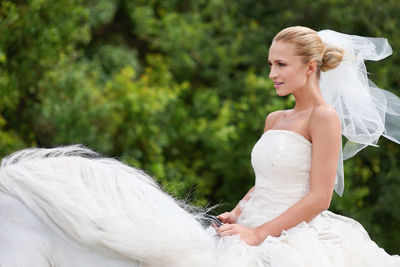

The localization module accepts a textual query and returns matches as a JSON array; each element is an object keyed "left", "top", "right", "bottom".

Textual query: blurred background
[{"left": 0, "top": 0, "right": 399, "bottom": 253}]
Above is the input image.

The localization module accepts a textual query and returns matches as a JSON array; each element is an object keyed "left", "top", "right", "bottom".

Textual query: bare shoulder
[
  {"left": 309, "top": 105, "right": 340, "bottom": 126},
  {"left": 309, "top": 105, "right": 341, "bottom": 142},
  {"left": 264, "top": 110, "right": 286, "bottom": 131}
]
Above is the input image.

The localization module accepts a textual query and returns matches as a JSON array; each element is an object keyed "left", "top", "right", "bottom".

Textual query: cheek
[
  {"left": 292, "top": 70, "right": 307, "bottom": 84},
  {"left": 295, "top": 74, "right": 306, "bottom": 83}
]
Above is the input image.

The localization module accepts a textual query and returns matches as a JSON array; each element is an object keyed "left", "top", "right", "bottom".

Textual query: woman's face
[{"left": 268, "top": 41, "right": 309, "bottom": 96}]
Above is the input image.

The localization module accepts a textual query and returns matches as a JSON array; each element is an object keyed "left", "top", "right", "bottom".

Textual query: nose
[{"left": 269, "top": 66, "right": 277, "bottom": 79}]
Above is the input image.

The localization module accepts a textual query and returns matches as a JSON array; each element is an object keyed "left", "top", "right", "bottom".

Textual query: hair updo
[{"left": 273, "top": 26, "right": 344, "bottom": 75}]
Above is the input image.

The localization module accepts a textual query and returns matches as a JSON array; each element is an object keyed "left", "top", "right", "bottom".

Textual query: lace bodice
[{"left": 237, "top": 130, "right": 313, "bottom": 227}]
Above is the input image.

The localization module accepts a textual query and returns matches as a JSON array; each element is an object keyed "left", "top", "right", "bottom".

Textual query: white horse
[{"left": 0, "top": 145, "right": 218, "bottom": 267}]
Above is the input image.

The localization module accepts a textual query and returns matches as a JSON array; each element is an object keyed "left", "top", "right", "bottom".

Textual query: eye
[
  {"left": 268, "top": 62, "right": 272, "bottom": 67},
  {"left": 278, "top": 62, "right": 286, "bottom": 67}
]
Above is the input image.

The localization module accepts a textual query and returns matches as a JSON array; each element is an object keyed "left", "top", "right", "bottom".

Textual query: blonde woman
[{"left": 216, "top": 26, "right": 400, "bottom": 266}]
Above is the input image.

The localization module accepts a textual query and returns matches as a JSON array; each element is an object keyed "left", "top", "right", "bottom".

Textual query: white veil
[{"left": 318, "top": 30, "right": 400, "bottom": 196}]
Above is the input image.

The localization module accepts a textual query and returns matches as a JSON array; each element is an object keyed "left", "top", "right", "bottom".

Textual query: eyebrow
[{"left": 268, "top": 59, "right": 286, "bottom": 63}]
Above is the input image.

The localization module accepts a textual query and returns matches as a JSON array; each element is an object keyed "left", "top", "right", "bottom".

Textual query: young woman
[
  {"left": 0, "top": 27, "right": 399, "bottom": 267},
  {"left": 215, "top": 26, "right": 400, "bottom": 265}
]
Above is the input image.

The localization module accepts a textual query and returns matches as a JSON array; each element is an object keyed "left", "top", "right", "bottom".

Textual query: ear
[{"left": 306, "top": 60, "right": 317, "bottom": 75}]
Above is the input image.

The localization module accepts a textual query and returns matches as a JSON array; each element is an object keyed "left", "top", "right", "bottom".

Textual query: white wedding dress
[
  {"left": 0, "top": 130, "right": 399, "bottom": 266},
  {"left": 215, "top": 129, "right": 400, "bottom": 266}
]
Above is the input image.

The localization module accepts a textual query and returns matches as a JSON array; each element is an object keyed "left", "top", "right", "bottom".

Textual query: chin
[{"left": 276, "top": 89, "right": 290, "bottom": 97}]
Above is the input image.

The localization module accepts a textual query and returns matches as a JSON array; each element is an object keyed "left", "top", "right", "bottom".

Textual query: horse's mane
[{"left": 0, "top": 145, "right": 216, "bottom": 266}]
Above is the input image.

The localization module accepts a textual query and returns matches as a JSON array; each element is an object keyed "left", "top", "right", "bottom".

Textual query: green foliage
[{"left": 1, "top": 0, "right": 400, "bottom": 253}]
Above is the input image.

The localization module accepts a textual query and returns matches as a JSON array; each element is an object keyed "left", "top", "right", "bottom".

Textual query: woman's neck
[{"left": 292, "top": 79, "right": 325, "bottom": 112}]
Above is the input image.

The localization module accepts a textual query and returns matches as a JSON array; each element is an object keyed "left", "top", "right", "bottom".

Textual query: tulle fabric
[{"left": 318, "top": 30, "right": 400, "bottom": 196}]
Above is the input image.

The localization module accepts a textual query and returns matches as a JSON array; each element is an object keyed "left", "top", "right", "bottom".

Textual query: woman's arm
[{"left": 218, "top": 106, "right": 341, "bottom": 245}]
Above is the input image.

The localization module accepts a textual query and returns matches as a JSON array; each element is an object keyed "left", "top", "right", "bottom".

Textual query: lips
[{"left": 274, "top": 82, "right": 284, "bottom": 88}]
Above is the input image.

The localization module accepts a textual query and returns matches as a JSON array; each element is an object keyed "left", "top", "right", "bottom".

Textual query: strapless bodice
[{"left": 237, "top": 130, "right": 313, "bottom": 227}]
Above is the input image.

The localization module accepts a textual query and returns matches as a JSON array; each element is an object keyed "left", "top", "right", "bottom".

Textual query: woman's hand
[
  {"left": 216, "top": 224, "right": 264, "bottom": 246},
  {"left": 217, "top": 210, "right": 240, "bottom": 224}
]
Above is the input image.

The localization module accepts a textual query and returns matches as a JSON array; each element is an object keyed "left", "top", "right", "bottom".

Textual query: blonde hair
[{"left": 273, "top": 26, "right": 344, "bottom": 75}]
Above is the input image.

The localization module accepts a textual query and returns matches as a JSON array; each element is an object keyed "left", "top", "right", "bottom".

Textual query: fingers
[
  {"left": 211, "top": 222, "right": 220, "bottom": 229},
  {"left": 219, "top": 229, "right": 237, "bottom": 237},
  {"left": 217, "top": 224, "right": 238, "bottom": 237},
  {"left": 217, "top": 212, "right": 228, "bottom": 221},
  {"left": 218, "top": 223, "right": 232, "bottom": 231}
]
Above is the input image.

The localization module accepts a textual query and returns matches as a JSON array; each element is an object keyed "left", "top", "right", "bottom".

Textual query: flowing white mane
[{"left": 0, "top": 145, "right": 216, "bottom": 266}]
